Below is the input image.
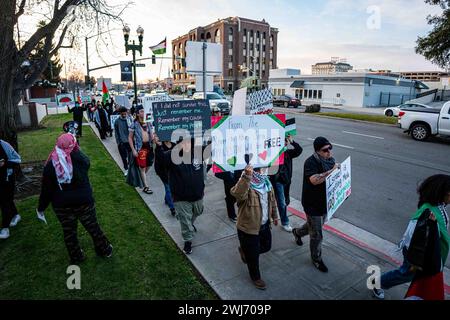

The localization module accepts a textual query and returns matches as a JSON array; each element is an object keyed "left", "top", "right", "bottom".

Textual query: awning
[{"left": 290, "top": 80, "right": 305, "bottom": 88}]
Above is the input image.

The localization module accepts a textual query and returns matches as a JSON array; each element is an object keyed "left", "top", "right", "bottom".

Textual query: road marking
[
  {"left": 342, "top": 131, "right": 385, "bottom": 140},
  {"left": 307, "top": 138, "right": 354, "bottom": 150}
]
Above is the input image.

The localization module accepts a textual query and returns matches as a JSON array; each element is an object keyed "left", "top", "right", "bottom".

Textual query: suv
[{"left": 193, "top": 92, "right": 231, "bottom": 115}]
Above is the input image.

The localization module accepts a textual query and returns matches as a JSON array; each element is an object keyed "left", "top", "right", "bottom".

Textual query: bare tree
[{"left": 0, "top": 0, "right": 131, "bottom": 150}]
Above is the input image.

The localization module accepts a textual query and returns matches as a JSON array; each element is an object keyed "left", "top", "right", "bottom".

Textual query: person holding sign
[
  {"left": 114, "top": 107, "right": 132, "bottom": 176},
  {"left": 94, "top": 102, "right": 110, "bottom": 140},
  {"left": 129, "top": 105, "right": 154, "bottom": 195},
  {"left": 231, "top": 165, "right": 279, "bottom": 290},
  {"left": 154, "top": 135, "right": 176, "bottom": 216},
  {"left": 270, "top": 135, "right": 303, "bottom": 232},
  {"left": 68, "top": 102, "right": 87, "bottom": 137},
  {"left": 292, "top": 137, "right": 339, "bottom": 273}
]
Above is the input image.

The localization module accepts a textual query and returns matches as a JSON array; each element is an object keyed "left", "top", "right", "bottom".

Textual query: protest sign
[
  {"left": 231, "top": 87, "right": 247, "bottom": 115},
  {"left": 152, "top": 99, "right": 211, "bottom": 142},
  {"left": 142, "top": 95, "right": 172, "bottom": 123},
  {"left": 211, "top": 114, "right": 285, "bottom": 173},
  {"left": 56, "top": 94, "right": 75, "bottom": 107},
  {"left": 110, "top": 115, "right": 120, "bottom": 130},
  {"left": 246, "top": 89, "right": 274, "bottom": 115},
  {"left": 285, "top": 117, "right": 297, "bottom": 137},
  {"left": 115, "top": 95, "right": 131, "bottom": 108},
  {"left": 326, "top": 157, "right": 351, "bottom": 221}
]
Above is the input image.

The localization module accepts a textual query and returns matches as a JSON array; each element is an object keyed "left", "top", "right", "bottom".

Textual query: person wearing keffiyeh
[
  {"left": 37, "top": 133, "right": 112, "bottom": 264},
  {"left": 231, "top": 165, "right": 279, "bottom": 290}
]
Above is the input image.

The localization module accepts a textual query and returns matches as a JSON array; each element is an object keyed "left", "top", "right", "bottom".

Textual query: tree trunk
[{"left": 0, "top": 0, "right": 19, "bottom": 150}]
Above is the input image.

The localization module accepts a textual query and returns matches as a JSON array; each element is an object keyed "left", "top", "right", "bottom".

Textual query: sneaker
[
  {"left": 252, "top": 279, "right": 267, "bottom": 290},
  {"left": 229, "top": 217, "right": 237, "bottom": 224},
  {"left": 104, "top": 244, "right": 113, "bottom": 258},
  {"left": 292, "top": 228, "right": 303, "bottom": 246},
  {"left": 282, "top": 224, "right": 293, "bottom": 232},
  {"left": 124, "top": 170, "right": 128, "bottom": 177},
  {"left": 10, "top": 214, "right": 21, "bottom": 227},
  {"left": 238, "top": 247, "right": 247, "bottom": 264},
  {"left": 170, "top": 208, "right": 176, "bottom": 217},
  {"left": 312, "top": 260, "right": 329, "bottom": 273},
  {"left": 0, "top": 228, "right": 10, "bottom": 240},
  {"left": 372, "top": 288, "right": 385, "bottom": 300},
  {"left": 183, "top": 241, "right": 192, "bottom": 255}
]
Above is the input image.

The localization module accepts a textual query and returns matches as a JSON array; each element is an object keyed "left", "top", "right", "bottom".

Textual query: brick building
[{"left": 172, "top": 17, "right": 278, "bottom": 93}]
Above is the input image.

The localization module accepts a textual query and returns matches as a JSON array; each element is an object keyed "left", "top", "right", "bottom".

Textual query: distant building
[
  {"left": 312, "top": 59, "right": 353, "bottom": 75},
  {"left": 398, "top": 71, "right": 449, "bottom": 90},
  {"left": 269, "top": 68, "right": 428, "bottom": 108},
  {"left": 172, "top": 16, "right": 278, "bottom": 93}
]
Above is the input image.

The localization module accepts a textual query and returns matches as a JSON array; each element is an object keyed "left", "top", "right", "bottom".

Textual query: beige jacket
[{"left": 230, "top": 174, "right": 278, "bottom": 235}]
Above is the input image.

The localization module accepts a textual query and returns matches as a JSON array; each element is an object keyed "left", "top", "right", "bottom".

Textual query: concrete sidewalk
[{"left": 88, "top": 122, "right": 411, "bottom": 300}]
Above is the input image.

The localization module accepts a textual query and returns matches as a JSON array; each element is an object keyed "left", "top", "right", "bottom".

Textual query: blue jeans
[
  {"left": 163, "top": 183, "right": 174, "bottom": 210},
  {"left": 381, "top": 248, "right": 415, "bottom": 290},
  {"left": 274, "top": 182, "right": 289, "bottom": 226}
]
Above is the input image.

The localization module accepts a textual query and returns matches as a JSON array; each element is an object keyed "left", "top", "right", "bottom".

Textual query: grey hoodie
[{"left": 114, "top": 117, "right": 130, "bottom": 145}]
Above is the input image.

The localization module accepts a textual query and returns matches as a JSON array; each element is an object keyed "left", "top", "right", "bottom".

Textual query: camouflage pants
[{"left": 54, "top": 204, "right": 110, "bottom": 261}]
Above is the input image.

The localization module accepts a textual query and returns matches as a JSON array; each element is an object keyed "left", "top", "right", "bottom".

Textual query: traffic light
[{"left": 152, "top": 55, "right": 156, "bottom": 64}]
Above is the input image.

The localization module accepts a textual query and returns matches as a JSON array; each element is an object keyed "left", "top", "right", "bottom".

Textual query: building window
[
  {"left": 243, "top": 49, "right": 246, "bottom": 56},
  {"left": 229, "top": 62, "right": 233, "bottom": 69},
  {"left": 318, "top": 90, "right": 322, "bottom": 99},
  {"left": 206, "top": 32, "right": 211, "bottom": 42},
  {"left": 215, "top": 29, "right": 221, "bottom": 43},
  {"left": 262, "top": 70, "right": 266, "bottom": 77},
  {"left": 250, "top": 30, "right": 254, "bottom": 43},
  {"left": 229, "top": 27, "right": 233, "bottom": 35},
  {"left": 228, "top": 42, "right": 233, "bottom": 49},
  {"left": 228, "top": 83, "right": 234, "bottom": 92},
  {"left": 313, "top": 90, "right": 317, "bottom": 99},
  {"left": 309, "top": 90, "right": 313, "bottom": 99},
  {"left": 228, "top": 69, "right": 233, "bottom": 77}
]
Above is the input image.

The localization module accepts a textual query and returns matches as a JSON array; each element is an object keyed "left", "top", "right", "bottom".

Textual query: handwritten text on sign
[
  {"left": 152, "top": 99, "right": 211, "bottom": 141},
  {"left": 326, "top": 157, "right": 351, "bottom": 221},
  {"left": 211, "top": 115, "right": 285, "bottom": 173}
]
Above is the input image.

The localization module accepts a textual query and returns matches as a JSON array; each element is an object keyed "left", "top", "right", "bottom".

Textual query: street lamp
[{"left": 123, "top": 24, "right": 144, "bottom": 105}]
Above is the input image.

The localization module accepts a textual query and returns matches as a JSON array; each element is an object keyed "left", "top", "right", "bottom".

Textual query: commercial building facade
[
  {"left": 269, "top": 69, "right": 426, "bottom": 108},
  {"left": 172, "top": 17, "right": 278, "bottom": 93},
  {"left": 312, "top": 61, "right": 353, "bottom": 75}
]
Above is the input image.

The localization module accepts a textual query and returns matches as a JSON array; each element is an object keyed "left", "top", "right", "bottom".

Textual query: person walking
[
  {"left": 88, "top": 99, "right": 97, "bottom": 122},
  {"left": 114, "top": 107, "right": 131, "bottom": 176},
  {"left": 372, "top": 174, "right": 450, "bottom": 300},
  {"left": 231, "top": 165, "right": 279, "bottom": 290},
  {"left": 68, "top": 102, "right": 87, "bottom": 137},
  {"left": 270, "top": 134, "right": 303, "bottom": 232},
  {"left": 154, "top": 135, "right": 176, "bottom": 216},
  {"left": 94, "top": 102, "right": 110, "bottom": 140},
  {"left": 0, "top": 140, "right": 22, "bottom": 240},
  {"left": 215, "top": 171, "right": 239, "bottom": 223},
  {"left": 160, "top": 138, "right": 205, "bottom": 255},
  {"left": 37, "top": 133, "right": 112, "bottom": 264},
  {"left": 292, "top": 137, "right": 339, "bottom": 273},
  {"left": 128, "top": 105, "right": 154, "bottom": 194}
]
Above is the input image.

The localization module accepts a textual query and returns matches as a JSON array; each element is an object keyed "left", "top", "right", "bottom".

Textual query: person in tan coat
[{"left": 231, "top": 165, "right": 279, "bottom": 290}]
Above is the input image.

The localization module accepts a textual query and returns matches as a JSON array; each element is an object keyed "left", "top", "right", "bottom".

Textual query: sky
[{"left": 24, "top": 0, "right": 446, "bottom": 83}]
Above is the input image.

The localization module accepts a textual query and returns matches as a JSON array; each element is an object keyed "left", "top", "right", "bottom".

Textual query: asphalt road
[{"left": 284, "top": 111, "right": 450, "bottom": 244}]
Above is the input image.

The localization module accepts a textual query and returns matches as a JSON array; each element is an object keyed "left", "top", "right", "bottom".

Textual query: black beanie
[
  {"left": 313, "top": 137, "right": 331, "bottom": 152},
  {"left": 136, "top": 105, "right": 144, "bottom": 112}
]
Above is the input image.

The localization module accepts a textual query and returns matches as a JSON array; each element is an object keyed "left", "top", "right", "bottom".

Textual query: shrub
[{"left": 305, "top": 104, "right": 321, "bottom": 113}]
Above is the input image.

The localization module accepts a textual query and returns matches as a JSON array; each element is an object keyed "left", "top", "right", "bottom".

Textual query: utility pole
[{"left": 85, "top": 37, "right": 90, "bottom": 92}]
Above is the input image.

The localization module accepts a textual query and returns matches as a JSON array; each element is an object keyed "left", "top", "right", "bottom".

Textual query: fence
[{"left": 379, "top": 92, "right": 415, "bottom": 107}]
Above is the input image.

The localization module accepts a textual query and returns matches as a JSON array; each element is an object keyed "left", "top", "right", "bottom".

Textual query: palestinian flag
[
  {"left": 150, "top": 38, "right": 166, "bottom": 55},
  {"left": 102, "top": 81, "right": 109, "bottom": 104}
]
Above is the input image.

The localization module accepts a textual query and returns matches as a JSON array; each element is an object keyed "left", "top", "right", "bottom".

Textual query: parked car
[
  {"left": 192, "top": 92, "right": 231, "bottom": 115},
  {"left": 398, "top": 101, "right": 450, "bottom": 141},
  {"left": 273, "top": 94, "right": 301, "bottom": 108},
  {"left": 385, "top": 102, "right": 436, "bottom": 117}
]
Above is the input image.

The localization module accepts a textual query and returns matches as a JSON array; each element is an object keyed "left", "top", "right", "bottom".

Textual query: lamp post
[{"left": 123, "top": 25, "right": 144, "bottom": 106}]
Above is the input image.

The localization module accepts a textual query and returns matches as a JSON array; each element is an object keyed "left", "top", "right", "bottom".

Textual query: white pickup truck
[{"left": 398, "top": 101, "right": 450, "bottom": 141}]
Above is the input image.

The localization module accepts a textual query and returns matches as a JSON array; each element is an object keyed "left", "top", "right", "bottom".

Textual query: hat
[
  {"left": 136, "top": 105, "right": 144, "bottom": 112},
  {"left": 313, "top": 137, "right": 332, "bottom": 152}
]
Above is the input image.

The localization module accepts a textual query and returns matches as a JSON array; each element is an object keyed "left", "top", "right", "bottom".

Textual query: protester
[
  {"left": 292, "top": 137, "right": 339, "bottom": 273},
  {"left": 270, "top": 134, "right": 303, "bottom": 232},
  {"left": 88, "top": 99, "right": 97, "bottom": 122},
  {"left": 372, "top": 174, "right": 450, "bottom": 300},
  {"left": 215, "top": 171, "right": 239, "bottom": 223},
  {"left": 114, "top": 107, "right": 131, "bottom": 176},
  {"left": 0, "top": 140, "right": 22, "bottom": 239},
  {"left": 231, "top": 165, "right": 279, "bottom": 290},
  {"left": 68, "top": 102, "right": 87, "bottom": 137},
  {"left": 37, "top": 133, "right": 112, "bottom": 264},
  {"left": 94, "top": 102, "right": 110, "bottom": 140},
  {"left": 154, "top": 135, "right": 176, "bottom": 216},
  {"left": 160, "top": 137, "right": 205, "bottom": 255},
  {"left": 104, "top": 99, "right": 114, "bottom": 137},
  {"left": 128, "top": 105, "right": 154, "bottom": 194}
]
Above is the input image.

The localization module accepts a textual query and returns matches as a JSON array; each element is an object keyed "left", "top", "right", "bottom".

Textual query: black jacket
[
  {"left": 162, "top": 145, "right": 205, "bottom": 202},
  {"left": 68, "top": 105, "right": 87, "bottom": 122},
  {"left": 38, "top": 150, "right": 94, "bottom": 211},
  {"left": 271, "top": 141, "right": 303, "bottom": 185},
  {"left": 155, "top": 142, "right": 175, "bottom": 184}
]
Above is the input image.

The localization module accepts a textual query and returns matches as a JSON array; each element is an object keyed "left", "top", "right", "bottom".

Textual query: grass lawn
[
  {"left": 0, "top": 114, "right": 216, "bottom": 299},
  {"left": 314, "top": 112, "right": 398, "bottom": 125}
]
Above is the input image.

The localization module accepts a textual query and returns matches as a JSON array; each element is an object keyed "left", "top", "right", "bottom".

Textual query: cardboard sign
[
  {"left": 231, "top": 87, "right": 247, "bottom": 116},
  {"left": 110, "top": 115, "right": 120, "bottom": 130},
  {"left": 211, "top": 115, "right": 285, "bottom": 173},
  {"left": 152, "top": 99, "right": 211, "bottom": 142},
  {"left": 247, "top": 89, "right": 274, "bottom": 115},
  {"left": 56, "top": 94, "right": 75, "bottom": 107},
  {"left": 326, "top": 157, "right": 352, "bottom": 221},
  {"left": 285, "top": 118, "right": 297, "bottom": 137},
  {"left": 142, "top": 95, "right": 172, "bottom": 123},
  {"left": 115, "top": 95, "right": 131, "bottom": 108}
]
